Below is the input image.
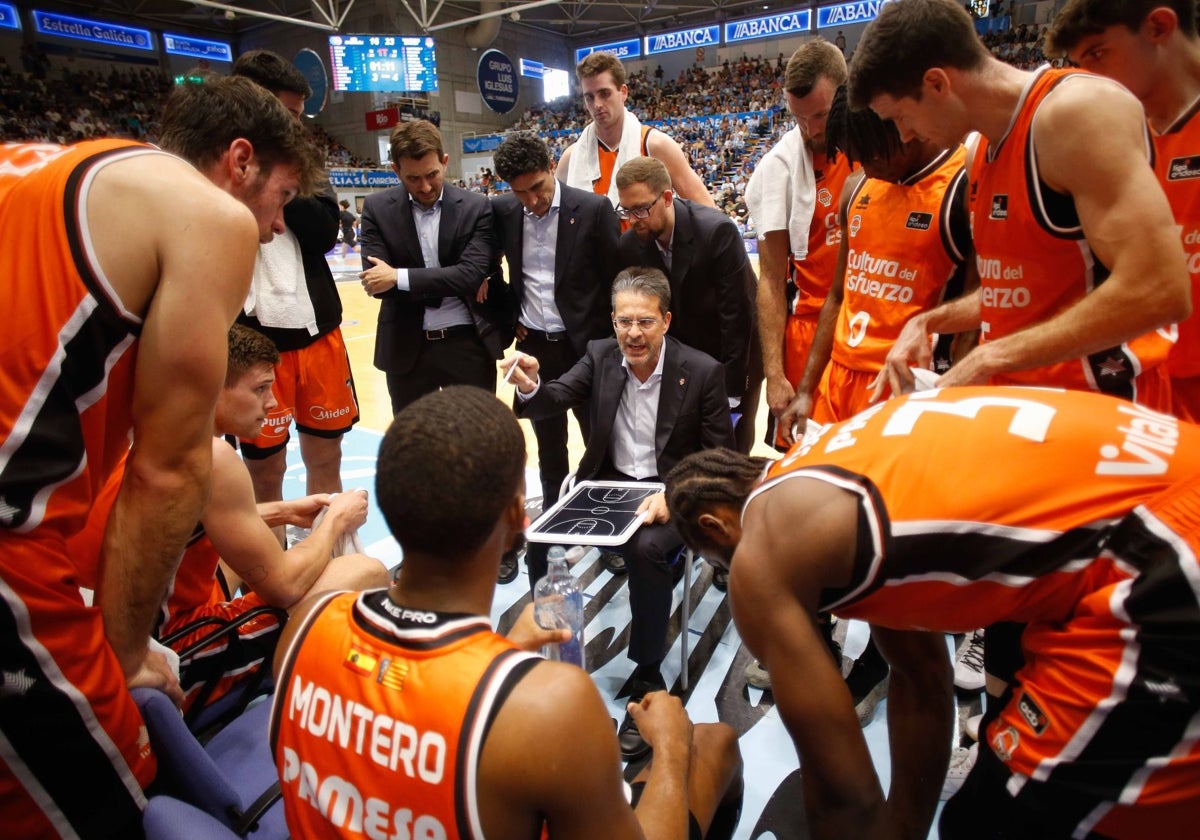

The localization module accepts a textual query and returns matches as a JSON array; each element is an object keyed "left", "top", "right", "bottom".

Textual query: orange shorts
[
  {"left": 241, "top": 329, "right": 359, "bottom": 456},
  {"left": 811, "top": 360, "right": 876, "bottom": 426},
  {"left": 973, "top": 474, "right": 1200, "bottom": 838},
  {"left": 767, "top": 314, "right": 821, "bottom": 449},
  {"left": 164, "top": 589, "right": 284, "bottom": 713},
  {"left": 0, "top": 533, "right": 154, "bottom": 837}
]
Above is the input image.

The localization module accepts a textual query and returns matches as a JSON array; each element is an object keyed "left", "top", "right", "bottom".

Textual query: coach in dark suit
[
  {"left": 492, "top": 132, "right": 621, "bottom": 510},
  {"left": 359, "top": 120, "right": 507, "bottom": 414},
  {"left": 615, "top": 157, "right": 763, "bottom": 455},
  {"left": 504, "top": 267, "right": 734, "bottom": 760}
]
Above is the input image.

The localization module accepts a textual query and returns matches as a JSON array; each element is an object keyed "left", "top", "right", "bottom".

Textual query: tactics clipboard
[{"left": 525, "top": 481, "right": 664, "bottom": 546}]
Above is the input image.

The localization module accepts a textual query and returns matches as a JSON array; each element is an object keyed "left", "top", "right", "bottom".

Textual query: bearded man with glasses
[
  {"left": 615, "top": 158, "right": 761, "bottom": 458},
  {"left": 502, "top": 268, "right": 734, "bottom": 761}
]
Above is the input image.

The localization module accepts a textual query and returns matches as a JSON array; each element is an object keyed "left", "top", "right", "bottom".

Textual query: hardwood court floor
[{"left": 320, "top": 251, "right": 968, "bottom": 839}]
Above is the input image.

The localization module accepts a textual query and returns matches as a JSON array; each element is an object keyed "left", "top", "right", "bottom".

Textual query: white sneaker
[
  {"left": 744, "top": 660, "right": 772, "bottom": 690},
  {"left": 940, "top": 743, "right": 977, "bottom": 800},
  {"left": 965, "top": 713, "right": 984, "bottom": 742},
  {"left": 854, "top": 676, "right": 888, "bottom": 726},
  {"left": 954, "top": 630, "right": 986, "bottom": 692}
]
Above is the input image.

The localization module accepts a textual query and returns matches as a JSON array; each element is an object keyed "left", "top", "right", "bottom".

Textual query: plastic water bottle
[{"left": 534, "top": 547, "right": 586, "bottom": 668}]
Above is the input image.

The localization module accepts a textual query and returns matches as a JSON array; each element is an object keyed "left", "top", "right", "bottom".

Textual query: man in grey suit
[
  {"left": 491, "top": 133, "right": 621, "bottom": 514},
  {"left": 359, "top": 120, "right": 507, "bottom": 414},
  {"left": 615, "top": 158, "right": 761, "bottom": 457},
  {"left": 503, "top": 268, "right": 734, "bottom": 761}
]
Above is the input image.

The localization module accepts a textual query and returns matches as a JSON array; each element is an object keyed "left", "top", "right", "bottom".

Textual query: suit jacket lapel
[
  {"left": 436, "top": 188, "right": 459, "bottom": 267},
  {"left": 505, "top": 200, "right": 526, "bottom": 292},
  {"left": 393, "top": 191, "right": 421, "bottom": 264},
  {"left": 554, "top": 192, "right": 579, "bottom": 282},
  {"left": 655, "top": 339, "right": 686, "bottom": 461}
]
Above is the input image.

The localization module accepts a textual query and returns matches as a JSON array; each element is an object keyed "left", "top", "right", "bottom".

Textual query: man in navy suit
[
  {"left": 491, "top": 133, "right": 621, "bottom": 514},
  {"left": 359, "top": 120, "right": 507, "bottom": 414},
  {"left": 615, "top": 158, "right": 761, "bottom": 457},
  {"left": 503, "top": 268, "right": 734, "bottom": 760}
]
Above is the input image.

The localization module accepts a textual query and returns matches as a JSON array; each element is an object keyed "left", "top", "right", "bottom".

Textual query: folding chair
[
  {"left": 144, "top": 796, "right": 241, "bottom": 840},
  {"left": 133, "top": 687, "right": 286, "bottom": 839},
  {"left": 158, "top": 604, "right": 287, "bottom": 736}
]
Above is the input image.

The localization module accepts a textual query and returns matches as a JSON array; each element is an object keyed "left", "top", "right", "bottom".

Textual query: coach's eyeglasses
[
  {"left": 615, "top": 195, "right": 661, "bottom": 220},
  {"left": 613, "top": 317, "right": 662, "bottom": 333}
]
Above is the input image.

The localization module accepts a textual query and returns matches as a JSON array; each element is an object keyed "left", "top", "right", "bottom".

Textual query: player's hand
[
  {"left": 507, "top": 603, "right": 571, "bottom": 652},
  {"left": 360, "top": 256, "right": 398, "bottom": 296},
  {"left": 515, "top": 324, "right": 529, "bottom": 342},
  {"left": 126, "top": 649, "right": 184, "bottom": 707},
  {"left": 500, "top": 352, "right": 540, "bottom": 393},
  {"left": 931, "top": 345, "right": 996, "bottom": 389},
  {"left": 327, "top": 489, "right": 369, "bottom": 534},
  {"left": 476, "top": 276, "right": 490, "bottom": 304},
  {"left": 765, "top": 372, "right": 797, "bottom": 418},
  {"left": 778, "top": 392, "right": 814, "bottom": 447},
  {"left": 870, "top": 315, "right": 934, "bottom": 403},
  {"left": 628, "top": 690, "right": 692, "bottom": 755},
  {"left": 637, "top": 492, "right": 670, "bottom": 525},
  {"left": 284, "top": 494, "right": 333, "bottom": 528}
]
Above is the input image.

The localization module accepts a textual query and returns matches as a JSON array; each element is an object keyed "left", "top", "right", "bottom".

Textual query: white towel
[
  {"left": 744, "top": 126, "right": 816, "bottom": 260},
  {"left": 567, "top": 106, "right": 646, "bottom": 206},
  {"left": 242, "top": 227, "right": 318, "bottom": 335}
]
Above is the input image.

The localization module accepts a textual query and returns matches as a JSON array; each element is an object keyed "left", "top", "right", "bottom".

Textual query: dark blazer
[
  {"left": 492, "top": 183, "right": 621, "bottom": 355},
  {"left": 617, "top": 198, "right": 756, "bottom": 401},
  {"left": 360, "top": 183, "right": 505, "bottom": 374},
  {"left": 517, "top": 336, "right": 735, "bottom": 480}
]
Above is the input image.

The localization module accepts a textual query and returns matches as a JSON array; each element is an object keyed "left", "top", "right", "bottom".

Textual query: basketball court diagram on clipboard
[{"left": 527, "top": 481, "right": 664, "bottom": 545}]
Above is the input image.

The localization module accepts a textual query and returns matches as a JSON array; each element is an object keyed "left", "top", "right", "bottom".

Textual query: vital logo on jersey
[
  {"left": 990, "top": 194, "right": 1008, "bottom": 220},
  {"left": 1168, "top": 156, "right": 1200, "bottom": 180},
  {"left": 905, "top": 212, "right": 932, "bottom": 231}
]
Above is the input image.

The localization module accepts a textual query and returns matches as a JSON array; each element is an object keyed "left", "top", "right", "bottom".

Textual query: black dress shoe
[
  {"left": 712, "top": 568, "right": 729, "bottom": 592},
  {"left": 618, "top": 710, "right": 652, "bottom": 761},
  {"left": 599, "top": 550, "right": 627, "bottom": 575},
  {"left": 498, "top": 551, "right": 519, "bottom": 584}
]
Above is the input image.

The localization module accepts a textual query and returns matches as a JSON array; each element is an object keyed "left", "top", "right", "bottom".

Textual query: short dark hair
[
  {"left": 389, "top": 120, "right": 445, "bottom": 164},
  {"left": 612, "top": 267, "right": 671, "bottom": 315},
  {"left": 784, "top": 39, "right": 848, "bottom": 98},
  {"left": 376, "top": 387, "right": 526, "bottom": 558},
  {"left": 665, "top": 449, "right": 768, "bottom": 556},
  {"left": 226, "top": 324, "right": 279, "bottom": 385},
  {"left": 825, "top": 83, "right": 902, "bottom": 167},
  {"left": 158, "top": 75, "right": 322, "bottom": 195},
  {"left": 232, "top": 49, "right": 312, "bottom": 98},
  {"left": 1047, "top": 0, "right": 1196, "bottom": 54},
  {"left": 493, "top": 132, "right": 552, "bottom": 182},
  {"left": 848, "top": 0, "right": 989, "bottom": 109},
  {"left": 577, "top": 51, "right": 626, "bottom": 86},
  {"left": 615, "top": 156, "right": 672, "bottom": 193}
]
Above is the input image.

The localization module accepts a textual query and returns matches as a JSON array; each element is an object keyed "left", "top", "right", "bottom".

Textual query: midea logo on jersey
[
  {"left": 990, "top": 194, "right": 1008, "bottom": 220},
  {"left": 1168, "top": 156, "right": 1200, "bottom": 180},
  {"left": 310, "top": 405, "right": 352, "bottom": 421},
  {"left": 905, "top": 212, "right": 932, "bottom": 230}
]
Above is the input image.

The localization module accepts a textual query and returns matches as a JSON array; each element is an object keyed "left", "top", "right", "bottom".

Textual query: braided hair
[
  {"left": 825, "top": 82, "right": 902, "bottom": 168},
  {"left": 665, "top": 448, "right": 770, "bottom": 551}
]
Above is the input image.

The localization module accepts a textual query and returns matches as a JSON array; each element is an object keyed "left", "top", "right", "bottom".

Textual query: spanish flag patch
[{"left": 344, "top": 644, "right": 378, "bottom": 677}]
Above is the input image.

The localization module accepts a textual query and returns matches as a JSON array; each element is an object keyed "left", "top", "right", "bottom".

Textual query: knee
[
  {"left": 693, "top": 722, "right": 742, "bottom": 777},
  {"left": 244, "top": 449, "right": 287, "bottom": 484},
  {"left": 343, "top": 554, "right": 391, "bottom": 589},
  {"left": 300, "top": 434, "right": 344, "bottom": 472}
]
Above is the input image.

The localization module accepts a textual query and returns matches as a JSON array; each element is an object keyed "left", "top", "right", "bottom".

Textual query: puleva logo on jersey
[
  {"left": 1168, "top": 156, "right": 1200, "bottom": 180},
  {"left": 990, "top": 194, "right": 1008, "bottom": 220},
  {"left": 905, "top": 212, "right": 932, "bottom": 231}
]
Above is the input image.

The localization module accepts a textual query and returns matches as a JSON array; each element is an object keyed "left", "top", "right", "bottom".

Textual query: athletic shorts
[
  {"left": 163, "top": 590, "right": 284, "bottom": 714},
  {"left": 0, "top": 534, "right": 154, "bottom": 837},
  {"left": 766, "top": 314, "right": 820, "bottom": 450},
  {"left": 953, "top": 474, "right": 1200, "bottom": 839},
  {"left": 241, "top": 329, "right": 359, "bottom": 458},
  {"left": 1170, "top": 375, "right": 1200, "bottom": 423},
  {"left": 811, "top": 360, "right": 875, "bottom": 426}
]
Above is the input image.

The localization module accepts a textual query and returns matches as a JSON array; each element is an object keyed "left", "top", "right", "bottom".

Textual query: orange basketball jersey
[
  {"left": 969, "top": 68, "right": 1173, "bottom": 404},
  {"left": 791, "top": 151, "right": 857, "bottom": 318},
  {"left": 271, "top": 590, "right": 540, "bottom": 839},
  {"left": 756, "top": 386, "right": 1200, "bottom": 629},
  {"left": 1153, "top": 99, "right": 1200, "bottom": 391},
  {"left": 832, "top": 146, "right": 968, "bottom": 373},
  {"left": 0, "top": 139, "right": 161, "bottom": 538},
  {"left": 594, "top": 124, "right": 653, "bottom": 199}
]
